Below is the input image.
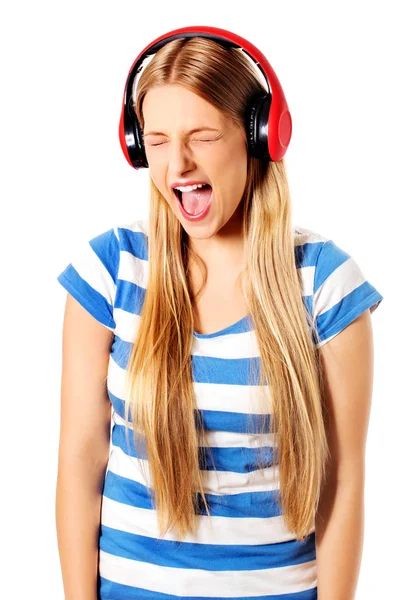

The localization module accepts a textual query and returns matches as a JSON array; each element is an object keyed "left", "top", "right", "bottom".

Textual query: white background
[{"left": 1, "top": 1, "right": 397, "bottom": 597}]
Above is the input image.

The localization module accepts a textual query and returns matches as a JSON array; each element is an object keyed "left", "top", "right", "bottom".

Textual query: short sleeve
[
  {"left": 56, "top": 227, "right": 120, "bottom": 332},
  {"left": 312, "top": 239, "right": 383, "bottom": 349}
]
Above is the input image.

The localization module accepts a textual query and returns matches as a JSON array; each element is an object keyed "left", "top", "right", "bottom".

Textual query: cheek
[
  {"left": 214, "top": 140, "right": 247, "bottom": 172},
  {"left": 220, "top": 152, "right": 247, "bottom": 188}
]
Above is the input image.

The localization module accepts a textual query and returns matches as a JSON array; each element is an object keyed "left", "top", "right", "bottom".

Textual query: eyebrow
[{"left": 143, "top": 127, "right": 221, "bottom": 137}]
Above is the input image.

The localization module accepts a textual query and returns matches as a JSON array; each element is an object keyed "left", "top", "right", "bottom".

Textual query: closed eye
[{"left": 148, "top": 138, "right": 219, "bottom": 147}]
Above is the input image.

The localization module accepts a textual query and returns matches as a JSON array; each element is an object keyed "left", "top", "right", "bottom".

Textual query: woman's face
[{"left": 142, "top": 84, "right": 248, "bottom": 239}]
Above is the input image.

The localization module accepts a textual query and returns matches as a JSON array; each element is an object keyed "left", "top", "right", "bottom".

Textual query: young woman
[{"left": 56, "top": 26, "right": 383, "bottom": 600}]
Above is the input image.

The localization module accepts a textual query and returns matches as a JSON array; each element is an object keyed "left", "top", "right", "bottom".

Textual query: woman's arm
[
  {"left": 316, "top": 475, "right": 365, "bottom": 600},
  {"left": 315, "top": 309, "right": 375, "bottom": 600},
  {"left": 56, "top": 294, "right": 113, "bottom": 600}
]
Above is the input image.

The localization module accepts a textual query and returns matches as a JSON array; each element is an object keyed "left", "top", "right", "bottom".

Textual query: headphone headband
[{"left": 119, "top": 25, "right": 292, "bottom": 168}]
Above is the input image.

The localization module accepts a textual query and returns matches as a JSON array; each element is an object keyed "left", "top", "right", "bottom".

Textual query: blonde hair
[{"left": 123, "top": 36, "right": 330, "bottom": 542}]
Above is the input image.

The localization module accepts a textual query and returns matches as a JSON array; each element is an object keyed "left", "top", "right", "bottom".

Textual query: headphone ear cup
[
  {"left": 119, "top": 94, "right": 149, "bottom": 169},
  {"left": 246, "top": 92, "right": 272, "bottom": 161}
]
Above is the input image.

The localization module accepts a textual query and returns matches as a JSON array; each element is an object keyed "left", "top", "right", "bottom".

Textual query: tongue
[{"left": 181, "top": 185, "right": 212, "bottom": 215}]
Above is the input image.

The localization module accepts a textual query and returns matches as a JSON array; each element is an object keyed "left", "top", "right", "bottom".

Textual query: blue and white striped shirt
[{"left": 57, "top": 220, "right": 383, "bottom": 599}]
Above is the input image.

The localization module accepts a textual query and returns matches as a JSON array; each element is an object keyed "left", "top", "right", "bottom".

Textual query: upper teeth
[{"left": 174, "top": 183, "right": 208, "bottom": 192}]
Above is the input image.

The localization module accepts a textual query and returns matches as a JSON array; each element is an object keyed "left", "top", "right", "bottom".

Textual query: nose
[{"left": 168, "top": 139, "right": 196, "bottom": 176}]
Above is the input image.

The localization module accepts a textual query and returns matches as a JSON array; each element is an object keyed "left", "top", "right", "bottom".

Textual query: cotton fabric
[{"left": 57, "top": 220, "right": 383, "bottom": 599}]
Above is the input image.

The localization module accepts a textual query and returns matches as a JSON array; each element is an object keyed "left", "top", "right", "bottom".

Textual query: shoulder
[
  {"left": 56, "top": 219, "right": 149, "bottom": 334},
  {"left": 293, "top": 224, "right": 361, "bottom": 278},
  {"left": 294, "top": 224, "right": 328, "bottom": 260},
  {"left": 113, "top": 220, "right": 149, "bottom": 287},
  {"left": 70, "top": 219, "right": 149, "bottom": 278},
  {"left": 293, "top": 224, "right": 383, "bottom": 348},
  {"left": 114, "top": 219, "right": 149, "bottom": 256}
]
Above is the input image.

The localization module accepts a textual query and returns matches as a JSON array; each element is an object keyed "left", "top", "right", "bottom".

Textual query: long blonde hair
[{"left": 123, "top": 36, "right": 329, "bottom": 542}]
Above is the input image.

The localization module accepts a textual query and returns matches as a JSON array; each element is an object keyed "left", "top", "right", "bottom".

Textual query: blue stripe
[
  {"left": 110, "top": 334, "right": 132, "bottom": 366},
  {"left": 99, "top": 524, "right": 316, "bottom": 571},
  {"left": 115, "top": 278, "right": 146, "bottom": 314},
  {"left": 316, "top": 284, "right": 383, "bottom": 343},
  {"left": 111, "top": 337, "right": 262, "bottom": 384},
  {"left": 108, "top": 391, "right": 272, "bottom": 434},
  {"left": 103, "top": 470, "right": 282, "bottom": 518},
  {"left": 90, "top": 228, "right": 120, "bottom": 283},
  {"left": 99, "top": 576, "right": 317, "bottom": 600},
  {"left": 108, "top": 390, "right": 131, "bottom": 422},
  {"left": 192, "top": 355, "right": 259, "bottom": 384},
  {"left": 111, "top": 423, "right": 278, "bottom": 472},
  {"left": 313, "top": 240, "right": 350, "bottom": 291},
  {"left": 295, "top": 240, "right": 325, "bottom": 269},
  {"left": 118, "top": 225, "right": 148, "bottom": 260},
  {"left": 57, "top": 268, "right": 115, "bottom": 330}
]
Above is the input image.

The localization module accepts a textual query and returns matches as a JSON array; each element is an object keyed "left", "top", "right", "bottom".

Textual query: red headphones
[{"left": 119, "top": 25, "right": 292, "bottom": 169}]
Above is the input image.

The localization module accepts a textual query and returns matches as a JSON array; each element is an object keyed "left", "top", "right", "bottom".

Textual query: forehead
[{"left": 142, "top": 84, "right": 226, "bottom": 132}]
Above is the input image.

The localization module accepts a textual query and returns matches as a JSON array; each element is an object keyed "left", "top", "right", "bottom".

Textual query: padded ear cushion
[
  {"left": 246, "top": 92, "right": 272, "bottom": 160},
  {"left": 123, "top": 92, "right": 149, "bottom": 169},
  {"left": 134, "top": 117, "right": 148, "bottom": 168}
]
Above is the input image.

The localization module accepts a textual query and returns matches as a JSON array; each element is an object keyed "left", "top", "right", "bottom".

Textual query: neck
[{"left": 187, "top": 200, "right": 245, "bottom": 268}]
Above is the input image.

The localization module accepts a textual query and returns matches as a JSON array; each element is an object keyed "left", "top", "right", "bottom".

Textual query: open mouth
[{"left": 173, "top": 184, "right": 212, "bottom": 204}]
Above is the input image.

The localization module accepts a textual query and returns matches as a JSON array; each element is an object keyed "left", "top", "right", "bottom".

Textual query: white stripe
[
  {"left": 299, "top": 264, "right": 315, "bottom": 297},
  {"left": 113, "top": 307, "right": 141, "bottom": 342},
  {"left": 101, "top": 494, "right": 314, "bottom": 546},
  {"left": 119, "top": 248, "right": 148, "bottom": 286},
  {"left": 112, "top": 410, "right": 277, "bottom": 449},
  {"left": 313, "top": 255, "right": 366, "bottom": 317},
  {"left": 99, "top": 546, "right": 317, "bottom": 597},
  {"left": 107, "top": 353, "right": 128, "bottom": 399},
  {"left": 192, "top": 328, "right": 259, "bottom": 357},
  {"left": 117, "top": 219, "right": 148, "bottom": 236},
  {"left": 195, "top": 380, "right": 274, "bottom": 415},
  {"left": 293, "top": 225, "right": 327, "bottom": 246},
  {"left": 137, "top": 219, "right": 149, "bottom": 235}
]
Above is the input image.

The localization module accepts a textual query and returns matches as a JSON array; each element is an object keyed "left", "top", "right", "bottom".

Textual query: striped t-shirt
[{"left": 56, "top": 219, "right": 383, "bottom": 599}]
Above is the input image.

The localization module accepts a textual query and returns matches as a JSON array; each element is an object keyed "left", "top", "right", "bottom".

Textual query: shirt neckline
[{"left": 193, "top": 314, "right": 251, "bottom": 339}]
